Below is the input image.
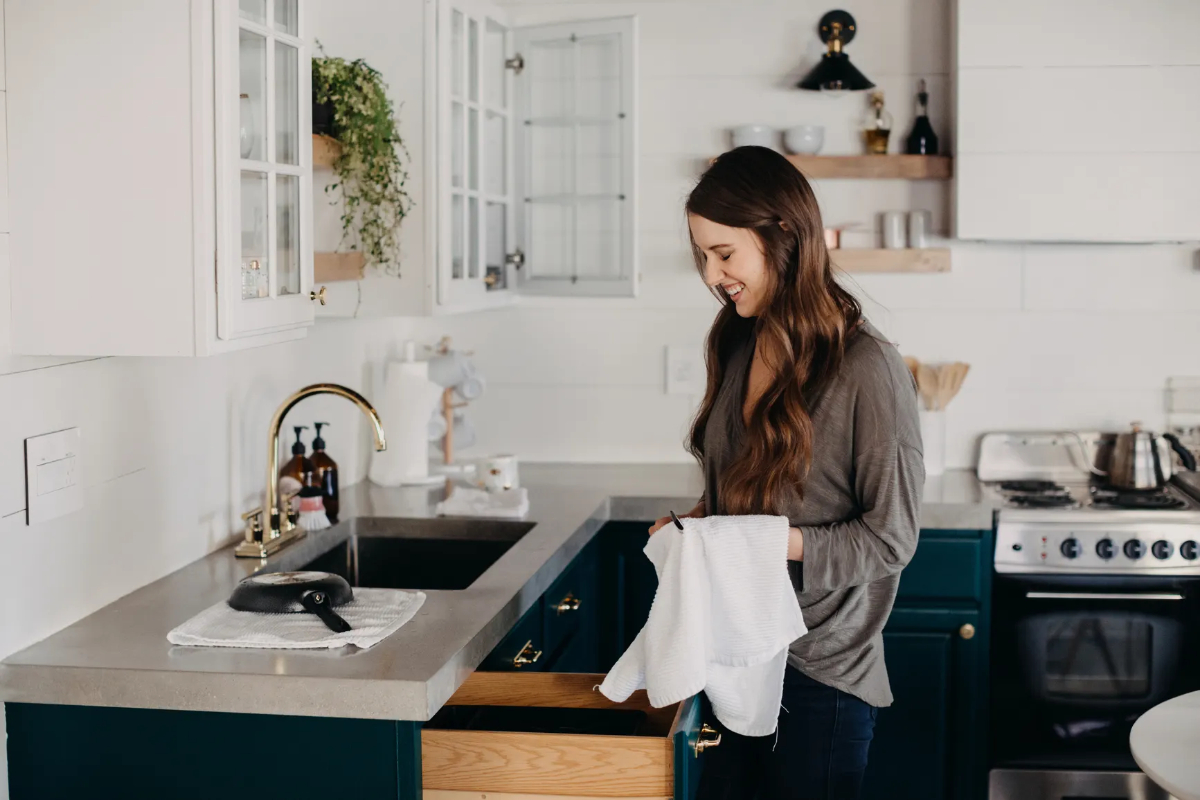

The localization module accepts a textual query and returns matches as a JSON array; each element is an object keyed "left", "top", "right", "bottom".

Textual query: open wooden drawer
[{"left": 422, "top": 672, "right": 716, "bottom": 800}]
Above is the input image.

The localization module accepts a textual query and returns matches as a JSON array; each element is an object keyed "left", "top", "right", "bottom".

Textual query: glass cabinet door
[
  {"left": 514, "top": 17, "right": 637, "bottom": 297},
  {"left": 220, "top": 0, "right": 312, "bottom": 339},
  {"left": 438, "top": 0, "right": 513, "bottom": 308}
]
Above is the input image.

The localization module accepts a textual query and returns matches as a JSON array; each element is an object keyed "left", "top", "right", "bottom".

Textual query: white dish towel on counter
[
  {"left": 598, "top": 515, "right": 806, "bottom": 737},
  {"left": 435, "top": 486, "right": 529, "bottom": 519},
  {"left": 167, "top": 588, "right": 426, "bottom": 650}
]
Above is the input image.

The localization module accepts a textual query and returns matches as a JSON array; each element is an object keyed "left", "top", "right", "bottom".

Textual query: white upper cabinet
[
  {"left": 6, "top": 0, "right": 316, "bottom": 357},
  {"left": 430, "top": 0, "right": 638, "bottom": 312},
  {"left": 954, "top": 0, "right": 1200, "bottom": 243}
]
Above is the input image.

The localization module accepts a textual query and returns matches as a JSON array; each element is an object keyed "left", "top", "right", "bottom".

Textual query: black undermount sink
[{"left": 300, "top": 517, "right": 536, "bottom": 591}]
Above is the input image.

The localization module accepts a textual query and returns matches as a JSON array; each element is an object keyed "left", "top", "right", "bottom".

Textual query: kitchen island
[{"left": 1, "top": 464, "right": 996, "bottom": 799}]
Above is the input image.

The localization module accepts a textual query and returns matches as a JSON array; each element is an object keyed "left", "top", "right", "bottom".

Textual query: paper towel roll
[{"left": 369, "top": 359, "right": 444, "bottom": 486}]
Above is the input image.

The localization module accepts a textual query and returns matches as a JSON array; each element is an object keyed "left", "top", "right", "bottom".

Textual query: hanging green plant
[{"left": 312, "top": 45, "right": 412, "bottom": 276}]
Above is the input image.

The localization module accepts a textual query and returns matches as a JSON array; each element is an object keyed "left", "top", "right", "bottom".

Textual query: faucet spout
[{"left": 236, "top": 383, "right": 386, "bottom": 559}]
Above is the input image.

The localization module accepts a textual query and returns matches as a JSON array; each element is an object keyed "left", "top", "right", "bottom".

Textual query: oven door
[{"left": 991, "top": 574, "right": 1200, "bottom": 771}]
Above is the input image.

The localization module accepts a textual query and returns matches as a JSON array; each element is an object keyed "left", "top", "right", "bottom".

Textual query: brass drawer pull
[
  {"left": 959, "top": 623, "right": 976, "bottom": 640},
  {"left": 512, "top": 640, "right": 542, "bottom": 668},
  {"left": 556, "top": 593, "right": 581, "bottom": 614},
  {"left": 693, "top": 723, "right": 722, "bottom": 755}
]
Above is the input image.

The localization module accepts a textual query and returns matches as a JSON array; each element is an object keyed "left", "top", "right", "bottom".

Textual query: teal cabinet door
[
  {"left": 672, "top": 693, "right": 713, "bottom": 800},
  {"left": 861, "top": 607, "right": 985, "bottom": 800},
  {"left": 479, "top": 598, "right": 546, "bottom": 672}
]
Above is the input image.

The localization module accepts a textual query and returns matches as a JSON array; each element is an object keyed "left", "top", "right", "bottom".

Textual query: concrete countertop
[{"left": 0, "top": 464, "right": 993, "bottom": 721}]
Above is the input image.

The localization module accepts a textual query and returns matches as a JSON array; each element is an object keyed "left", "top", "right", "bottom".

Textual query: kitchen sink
[{"left": 299, "top": 517, "right": 536, "bottom": 591}]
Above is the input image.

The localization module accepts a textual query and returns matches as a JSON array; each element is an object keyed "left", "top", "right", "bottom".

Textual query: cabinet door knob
[
  {"left": 959, "top": 623, "right": 976, "bottom": 640},
  {"left": 512, "top": 640, "right": 542, "bottom": 668},
  {"left": 555, "top": 593, "right": 581, "bottom": 614},
  {"left": 693, "top": 723, "right": 722, "bottom": 755},
  {"left": 310, "top": 286, "right": 327, "bottom": 305}
]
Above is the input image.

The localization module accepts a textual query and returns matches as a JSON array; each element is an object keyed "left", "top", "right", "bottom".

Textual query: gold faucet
[{"left": 235, "top": 383, "right": 386, "bottom": 559}]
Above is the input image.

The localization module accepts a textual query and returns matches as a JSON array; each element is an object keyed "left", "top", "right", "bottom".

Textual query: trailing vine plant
[{"left": 312, "top": 45, "right": 412, "bottom": 276}]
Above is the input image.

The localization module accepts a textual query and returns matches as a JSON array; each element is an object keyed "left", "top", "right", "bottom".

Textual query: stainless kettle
[{"left": 1096, "top": 423, "right": 1197, "bottom": 490}]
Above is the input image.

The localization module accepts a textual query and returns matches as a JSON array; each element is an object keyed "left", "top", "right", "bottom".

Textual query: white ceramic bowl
[
  {"left": 730, "top": 125, "right": 778, "bottom": 151},
  {"left": 784, "top": 125, "right": 825, "bottom": 155}
]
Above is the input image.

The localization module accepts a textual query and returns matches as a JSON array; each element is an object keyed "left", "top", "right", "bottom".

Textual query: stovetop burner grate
[
  {"left": 1008, "top": 493, "right": 1078, "bottom": 509},
  {"left": 1000, "top": 480, "right": 1064, "bottom": 494},
  {"left": 1090, "top": 488, "right": 1188, "bottom": 511}
]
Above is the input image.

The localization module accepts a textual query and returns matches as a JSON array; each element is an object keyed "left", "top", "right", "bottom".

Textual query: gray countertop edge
[{"left": 0, "top": 465, "right": 994, "bottom": 721}]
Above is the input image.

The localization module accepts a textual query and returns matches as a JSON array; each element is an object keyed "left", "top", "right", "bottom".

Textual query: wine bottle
[{"left": 905, "top": 79, "right": 939, "bottom": 155}]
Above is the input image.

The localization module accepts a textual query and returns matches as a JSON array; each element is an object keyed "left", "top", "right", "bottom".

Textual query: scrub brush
[{"left": 297, "top": 485, "right": 331, "bottom": 531}]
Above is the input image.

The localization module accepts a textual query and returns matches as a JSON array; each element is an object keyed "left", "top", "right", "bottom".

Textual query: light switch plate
[
  {"left": 666, "top": 346, "right": 706, "bottom": 395},
  {"left": 25, "top": 427, "right": 83, "bottom": 525}
]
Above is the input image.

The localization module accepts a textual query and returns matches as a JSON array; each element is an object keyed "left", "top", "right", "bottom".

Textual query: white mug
[{"left": 476, "top": 454, "right": 519, "bottom": 493}]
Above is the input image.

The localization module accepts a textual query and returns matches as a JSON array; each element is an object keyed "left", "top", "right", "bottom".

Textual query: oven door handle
[{"left": 1024, "top": 591, "right": 1184, "bottom": 601}]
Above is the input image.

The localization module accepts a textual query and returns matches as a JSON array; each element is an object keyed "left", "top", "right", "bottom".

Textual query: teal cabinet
[{"left": 863, "top": 527, "right": 993, "bottom": 800}]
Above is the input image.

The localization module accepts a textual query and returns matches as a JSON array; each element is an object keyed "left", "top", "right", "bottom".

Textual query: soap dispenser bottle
[
  {"left": 278, "top": 425, "right": 315, "bottom": 515},
  {"left": 311, "top": 421, "right": 339, "bottom": 523}
]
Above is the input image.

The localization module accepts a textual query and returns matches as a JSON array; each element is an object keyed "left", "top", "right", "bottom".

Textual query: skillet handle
[{"left": 299, "top": 590, "right": 352, "bottom": 633}]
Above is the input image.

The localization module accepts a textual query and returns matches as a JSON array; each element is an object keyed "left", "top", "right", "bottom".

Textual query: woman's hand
[{"left": 648, "top": 500, "right": 706, "bottom": 535}]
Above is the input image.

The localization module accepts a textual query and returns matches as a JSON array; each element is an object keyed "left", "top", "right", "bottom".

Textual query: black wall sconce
[{"left": 797, "top": 10, "right": 875, "bottom": 92}]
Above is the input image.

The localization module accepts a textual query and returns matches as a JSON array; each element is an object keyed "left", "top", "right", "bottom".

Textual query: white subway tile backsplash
[
  {"left": 458, "top": 382, "right": 699, "bottom": 462},
  {"left": 844, "top": 242, "right": 1023, "bottom": 312},
  {"left": 1022, "top": 244, "right": 1200, "bottom": 311}
]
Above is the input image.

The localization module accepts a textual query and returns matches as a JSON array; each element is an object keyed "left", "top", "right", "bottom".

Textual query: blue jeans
[{"left": 695, "top": 665, "right": 879, "bottom": 800}]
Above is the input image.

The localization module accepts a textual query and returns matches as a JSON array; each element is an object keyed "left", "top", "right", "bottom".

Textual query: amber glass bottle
[{"left": 311, "top": 422, "right": 339, "bottom": 523}]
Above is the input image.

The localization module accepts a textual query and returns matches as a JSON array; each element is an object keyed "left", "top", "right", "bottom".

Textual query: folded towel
[
  {"left": 435, "top": 486, "right": 529, "bottom": 519},
  {"left": 167, "top": 588, "right": 425, "bottom": 650},
  {"left": 599, "top": 515, "right": 806, "bottom": 737}
]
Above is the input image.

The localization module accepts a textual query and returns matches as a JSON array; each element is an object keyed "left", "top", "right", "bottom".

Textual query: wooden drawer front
[
  {"left": 480, "top": 601, "right": 546, "bottom": 672},
  {"left": 896, "top": 537, "right": 982, "bottom": 603},
  {"left": 423, "top": 673, "right": 684, "bottom": 799}
]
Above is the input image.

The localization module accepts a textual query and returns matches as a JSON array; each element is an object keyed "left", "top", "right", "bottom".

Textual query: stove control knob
[
  {"left": 1151, "top": 540, "right": 1174, "bottom": 560},
  {"left": 1124, "top": 539, "right": 1146, "bottom": 560},
  {"left": 1096, "top": 538, "right": 1115, "bottom": 560},
  {"left": 1181, "top": 541, "right": 1198, "bottom": 561},
  {"left": 1059, "top": 538, "right": 1081, "bottom": 559}
]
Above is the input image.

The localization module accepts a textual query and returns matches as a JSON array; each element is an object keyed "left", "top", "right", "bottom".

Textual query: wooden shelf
[
  {"left": 314, "top": 251, "right": 365, "bottom": 282},
  {"left": 312, "top": 133, "right": 341, "bottom": 168},
  {"left": 788, "top": 155, "right": 952, "bottom": 180},
  {"left": 830, "top": 248, "right": 950, "bottom": 273}
]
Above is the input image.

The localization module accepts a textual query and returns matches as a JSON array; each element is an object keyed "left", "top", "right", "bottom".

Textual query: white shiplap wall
[{"left": 425, "top": 0, "right": 1200, "bottom": 469}]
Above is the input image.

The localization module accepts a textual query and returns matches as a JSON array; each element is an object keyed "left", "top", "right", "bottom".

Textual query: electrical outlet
[
  {"left": 25, "top": 427, "right": 83, "bottom": 525},
  {"left": 666, "top": 346, "right": 706, "bottom": 395}
]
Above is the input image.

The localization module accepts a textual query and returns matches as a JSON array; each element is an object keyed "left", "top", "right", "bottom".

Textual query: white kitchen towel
[
  {"left": 167, "top": 588, "right": 425, "bottom": 650},
  {"left": 435, "top": 486, "right": 529, "bottom": 519},
  {"left": 598, "top": 515, "right": 806, "bottom": 737}
]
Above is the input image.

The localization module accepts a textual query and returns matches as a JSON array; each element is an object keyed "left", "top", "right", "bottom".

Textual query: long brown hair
[{"left": 687, "top": 146, "right": 862, "bottom": 514}]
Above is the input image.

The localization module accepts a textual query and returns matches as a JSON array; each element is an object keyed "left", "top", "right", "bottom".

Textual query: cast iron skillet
[{"left": 227, "top": 571, "right": 354, "bottom": 633}]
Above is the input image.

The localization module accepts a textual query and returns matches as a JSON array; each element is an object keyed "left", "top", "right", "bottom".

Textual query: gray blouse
[{"left": 702, "top": 320, "right": 925, "bottom": 707}]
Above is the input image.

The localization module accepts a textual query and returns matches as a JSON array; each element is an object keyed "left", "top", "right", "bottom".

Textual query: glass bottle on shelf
[
  {"left": 905, "top": 79, "right": 939, "bottom": 155},
  {"left": 861, "top": 91, "right": 892, "bottom": 155}
]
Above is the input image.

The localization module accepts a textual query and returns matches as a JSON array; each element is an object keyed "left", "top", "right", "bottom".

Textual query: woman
[{"left": 649, "top": 146, "right": 924, "bottom": 800}]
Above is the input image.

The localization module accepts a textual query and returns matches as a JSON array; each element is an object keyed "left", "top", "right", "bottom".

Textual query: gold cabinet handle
[
  {"left": 512, "top": 640, "right": 542, "bottom": 668},
  {"left": 310, "top": 286, "right": 327, "bottom": 305},
  {"left": 693, "top": 723, "right": 722, "bottom": 755},
  {"left": 483, "top": 273, "right": 498, "bottom": 286},
  {"left": 959, "top": 623, "right": 976, "bottom": 640},
  {"left": 556, "top": 593, "right": 581, "bottom": 614}
]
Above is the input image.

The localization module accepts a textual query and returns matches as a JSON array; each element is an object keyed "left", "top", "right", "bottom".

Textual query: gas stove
[{"left": 979, "top": 432, "right": 1200, "bottom": 575}]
